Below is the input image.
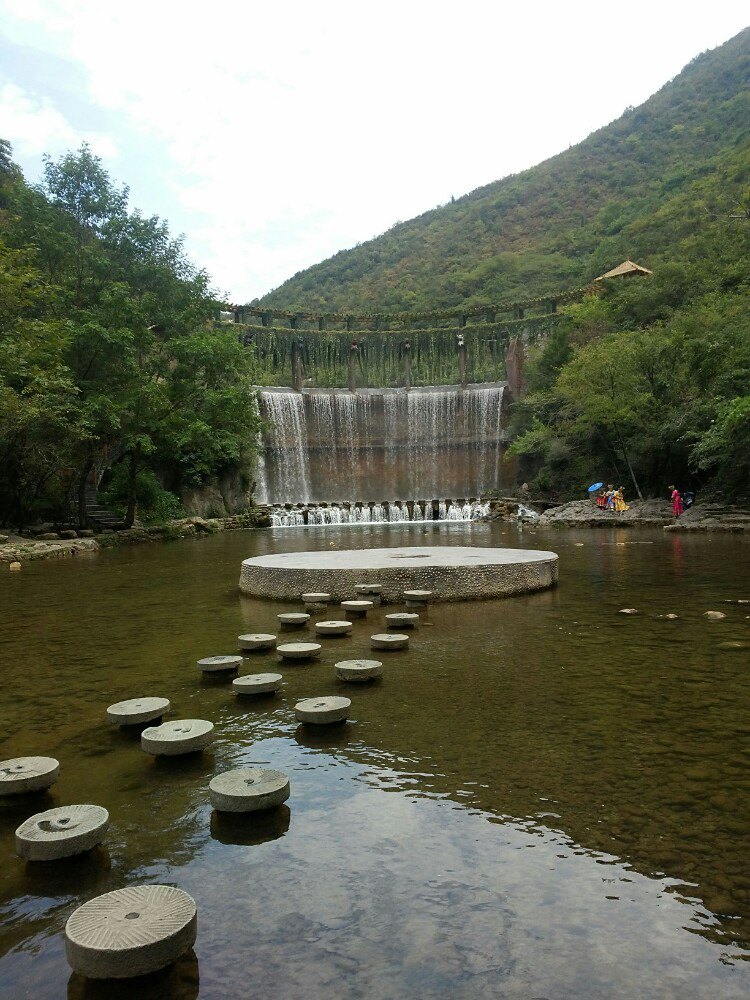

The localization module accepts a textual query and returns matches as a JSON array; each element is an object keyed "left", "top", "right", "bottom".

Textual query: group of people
[
  {"left": 594, "top": 485, "right": 629, "bottom": 512},
  {"left": 670, "top": 485, "right": 695, "bottom": 517}
]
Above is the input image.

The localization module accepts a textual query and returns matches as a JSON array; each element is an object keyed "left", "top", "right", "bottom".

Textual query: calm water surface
[{"left": 1, "top": 522, "right": 749, "bottom": 998}]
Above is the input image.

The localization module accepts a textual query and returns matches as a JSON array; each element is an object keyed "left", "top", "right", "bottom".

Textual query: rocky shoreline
[{"left": 533, "top": 498, "right": 750, "bottom": 532}]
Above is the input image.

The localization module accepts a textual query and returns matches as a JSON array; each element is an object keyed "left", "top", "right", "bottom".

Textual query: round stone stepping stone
[
  {"left": 64, "top": 884, "right": 197, "bottom": 979},
  {"left": 404, "top": 589, "right": 432, "bottom": 608},
  {"left": 277, "top": 612, "right": 310, "bottom": 628},
  {"left": 141, "top": 719, "right": 214, "bottom": 756},
  {"left": 238, "top": 633, "right": 277, "bottom": 652},
  {"left": 16, "top": 804, "right": 109, "bottom": 860},
  {"left": 209, "top": 767, "right": 290, "bottom": 812},
  {"left": 0, "top": 756, "right": 60, "bottom": 796},
  {"left": 277, "top": 642, "right": 321, "bottom": 661},
  {"left": 385, "top": 612, "right": 419, "bottom": 628},
  {"left": 233, "top": 672, "right": 283, "bottom": 696},
  {"left": 371, "top": 633, "right": 409, "bottom": 650},
  {"left": 335, "top": 659, "right": 383, "bottom": 682},
  {"left": 341, "top": 600, "right": 373, "bottom": 617},
  {"left": 355, "top": 583, "right": 382, "bottom": 595},
  {"left": 197, "top": 655, "right": 242, "bottom": 674},
  {"left": 315, "top": 619, "right": 353, "bottom": 637},
  {"left": 302, "top": 592, "right": 330, "bottom": 604},
  {"left": 106, "top": 697, "right": 170, "bottom": 727},
  {"left": 295, "top": 696, "right": 351, "bottom": 725}
]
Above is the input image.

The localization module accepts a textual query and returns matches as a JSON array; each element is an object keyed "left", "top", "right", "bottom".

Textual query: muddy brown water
[{"left": 1, "top": 521, "right": 749, "bottom": 998}]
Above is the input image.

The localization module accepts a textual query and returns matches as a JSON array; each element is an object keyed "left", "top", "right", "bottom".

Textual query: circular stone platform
[
  {"left": 233, "top": 672, "right": 283, "bottom": 696},
  {"left": 0, "top": 756, "right": 60, "bottom": 795},
  {"left": 16, "top": 804, "right": 109, "bottom": 860},
  {"left": 371, "top": 633, "right": 409, "bottom": 650},
  {"left": 385, "top": 613, "right": 419, "bottom": 628},
  {"left": 65, "top": 884, "right": 197, "bottom": 979},
  {"left": 197, "top": 655, "right": 242, "bottom": 674},
  {"left": 277, "top": 642, "right": 321, "bottom": 661},
  {"left": 107, "top": 697, "right": 170, "bottom": 726},
  {"left": 141, "top": 719, "right": 214, "bottom": 756},
  {"left": 209, "top": 767, "right": 290, "bottom": 813},
  {"left": 295, "top": 696, "right": 351, "bottom": 725},
  {"left": 240, "top": 546, "right": 558, "bottom": 603},
  {"left": 335, "top": 659, "right": 383, "bottom": 682},
  {"left": 238, "top": 633, "right": 277, "bottom": 652},
  {"left": 315, "top": 620, "right": 353, "bottom": 636}
]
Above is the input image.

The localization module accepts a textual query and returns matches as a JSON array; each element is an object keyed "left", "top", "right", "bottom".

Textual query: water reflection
[
  {"left": 210, "top": 804, "right": 291, "bottom": 846},
  {"left": 67, "top": 950, "right": 199, "bottom": 1000}
]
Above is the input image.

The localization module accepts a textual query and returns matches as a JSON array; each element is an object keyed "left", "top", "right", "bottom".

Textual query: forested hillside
[{"left": 259, "top": 28, "right": 749, "bottom": 312}]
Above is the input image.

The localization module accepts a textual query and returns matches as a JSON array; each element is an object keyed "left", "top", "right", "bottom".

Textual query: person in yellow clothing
[{"left": 613, "top": 487, "right": 629, "bottom": 512}]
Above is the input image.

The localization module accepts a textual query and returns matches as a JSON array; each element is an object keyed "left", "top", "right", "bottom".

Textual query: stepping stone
[
  {"left": 315, "top": 619, "right": 353, "bottom": 637},
  {"left": 238, "top": 633, "right": 277, "bottom": 652},
  {"left": 106, "top": 697, "right": 170, "bottom": 727},
  {"left": 233, "top": 673, "right": 283, "bottom": 696},
  {"left": 302, "top": 592, "right": 330, "bottom": 607},
  {"left": 335, "top": 659, "right": 383, "bottom": 682},
  {"left": 295, "top": 696, "right": 351, "bottom": 725},
  {"left": 64, "top": 884, "right": 197, "bottom": 979},
  {"left": 16, "top": 804, "right": 109, "bottom": 860},
  {"left": 355, "top": 583, "right": 382, "bottom": 595},
  {"left": 341, "top": 600, "right": 373, "bottom": 617},
  {"left": 0, "top": 756, "right": 60, "bottom": 796},
  {"left": 197, "top": 655, "right": 242, "bottom": 674},
  {"left": 404, "top": 590, "right": 432, "bottom": 608},
  {"left": 371, "top": 633, "right": 409, "bottom": 650},
  {"left": 209, "top": 767, "right": 290, "bottom": 812},
  {"left": 141, "top": 719, "right": 214, "bottom": 756},
  {"left": 385, "top": 612, "right": 419, "bottom": 629},
  {"left": 618, "top": 608, "right": 638, "bottom": 615},
  {"left": 277, "top": 642, "right": 322, "bottom": 661},
  {"left": 277, "top": 613, "right": 310, "bottom": 628},
  {"left": 704, "top": 611, "right": 726, "bottom": 620}
]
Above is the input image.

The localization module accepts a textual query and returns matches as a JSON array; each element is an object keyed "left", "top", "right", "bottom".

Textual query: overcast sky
[{"left": 1, "top": 1, "right": 747, "bottom": 302}]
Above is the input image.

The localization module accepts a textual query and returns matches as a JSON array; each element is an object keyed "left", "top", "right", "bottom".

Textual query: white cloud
[{"left": 0, "top": 0, "right": 747, "bottom": 300}]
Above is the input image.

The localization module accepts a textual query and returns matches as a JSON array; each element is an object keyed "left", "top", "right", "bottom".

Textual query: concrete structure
[
  {"left": 355, "top": 583, "right": 382, "bottom": 595},
  {"left": 209, "top": 767, "right": 290, "bottom": 812},
  {"left": 315, "top": 620, "right": 353, "bottom": 636},
  {"left": 238, "top": 633, "right": 277, "bottom": 652},
  {"left": 64, "top": 884, "right": 197, "bottom": 979},
  {"left": 16, "top": 804, "right": 109, "bottom": 860},
  {"left": 277, "top": 612, "right": 310, "bottom": 628},
  {"left": 295, "top": 696, "right": 351, "bottom": 725},
  {"left": 0, "top": 756, "right": 59, "bottom": 795},
  {"left": 371, "top": 633, "right": 409, "bottom": 650},
  {"left": 241, "top": 546, "right": 558, "bottom": 603},
  {"left": 341, "top": 599, "right": 374, "bottom": 618},
  {"left": 197, "top": 655, "right": 242, "bottom": 674},
  {"left": 233, "top": 672, "right": 283, "bottom": 696},
  {"left": 335, "top": 659, "right": 383, "bottom": 682},
  {"left": 385, "top": 613, "right": 419, "bottom": 628},
  {"left": 404, "top": 589, "right": 432, "bottom": 608},
  {"left": 141, "top": 719, "right": 214, "bottom": 756},
  {"left": 106, "top": 698, "right": 170, "bottom": 726},
  {"left": 277, "top": 642, "right": 321, "bottom": 661}
]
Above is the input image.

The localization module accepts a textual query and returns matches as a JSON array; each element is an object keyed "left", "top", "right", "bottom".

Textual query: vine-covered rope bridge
[{"left": 232, "top": 284, "right": 593, "bottom": 393}]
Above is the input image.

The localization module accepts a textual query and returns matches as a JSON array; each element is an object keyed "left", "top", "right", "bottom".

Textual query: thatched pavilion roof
[{"left": 595, "top": 260, "right": 653, "bottom": 280}]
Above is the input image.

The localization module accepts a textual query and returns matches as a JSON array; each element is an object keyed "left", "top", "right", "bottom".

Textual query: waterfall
[{"left": 257, "top": 383, "right": 505, "bottom": 505}]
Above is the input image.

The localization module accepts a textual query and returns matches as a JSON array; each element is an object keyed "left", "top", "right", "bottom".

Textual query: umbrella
[{"left": 587, "top": 482, "right": 603, "bottom": 492}]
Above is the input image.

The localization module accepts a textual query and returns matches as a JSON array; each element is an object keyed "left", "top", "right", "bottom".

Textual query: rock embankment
[{"left": 538, "top": 499, "right": 750, "bottom": 531}]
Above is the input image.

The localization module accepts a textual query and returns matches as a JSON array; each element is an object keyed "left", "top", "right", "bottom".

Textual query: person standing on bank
[{"left": 670, "top": 486, "right": 684, "bottom": 517}]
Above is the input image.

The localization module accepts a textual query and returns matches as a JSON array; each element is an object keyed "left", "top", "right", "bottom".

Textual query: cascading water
[
  {"left": 267, "top": 499, "right": 491, "bottom": 527},
  {"left": 257, "top": 383, "right": 505, "bottom": 507}
]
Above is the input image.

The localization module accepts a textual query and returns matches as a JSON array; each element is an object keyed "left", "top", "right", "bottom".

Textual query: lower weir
[{"left": 256, "top": 383, "right": 507, "bottom": 505}]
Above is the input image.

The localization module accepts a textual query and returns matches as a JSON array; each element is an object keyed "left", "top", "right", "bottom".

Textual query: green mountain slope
[{"left": 258, "top": 28, "right": 749, "bottom": 312}]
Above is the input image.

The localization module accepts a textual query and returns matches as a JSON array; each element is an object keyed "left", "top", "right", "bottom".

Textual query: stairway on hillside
[{"left": 84, "top": 485, "right": 125, "bottom": 531}]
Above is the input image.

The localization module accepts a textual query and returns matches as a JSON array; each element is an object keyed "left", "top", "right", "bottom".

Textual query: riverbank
[{"left": 535, "top": 499, "right": 750, "bottom": 531}]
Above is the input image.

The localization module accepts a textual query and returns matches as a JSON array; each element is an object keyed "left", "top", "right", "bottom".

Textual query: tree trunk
[
  {"left": 124, "top": 449, "right": 139, "bottom": 528},
  {"left": 616, "top": 432, "right": 643, "bottom": 500}
]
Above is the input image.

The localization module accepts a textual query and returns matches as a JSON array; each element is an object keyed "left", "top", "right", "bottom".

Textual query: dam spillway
[{"left": 255, "top": 383, "right": 507, "bottom": 505}]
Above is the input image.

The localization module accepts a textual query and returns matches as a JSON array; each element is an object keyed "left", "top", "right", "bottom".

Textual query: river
[{"left": 1, "top": 521, "right": 749, "bottom": 998}]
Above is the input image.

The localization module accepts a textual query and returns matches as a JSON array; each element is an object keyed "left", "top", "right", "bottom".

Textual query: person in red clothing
[{"left": 670, "top": 485, "right": 684, "bottom": 517}]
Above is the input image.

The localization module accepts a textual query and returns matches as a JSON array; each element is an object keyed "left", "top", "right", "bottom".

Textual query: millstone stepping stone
[
  {"left": 315, "top": 619, "right": 353, "bottom": 637},
  {"left": 355, "top": 583, "right": 382, "bottom": 595},
  {"left": 233, "top": 672, "right": 283, "bottom": 696},
  {"left": 209, "top": 767, "right": 290, "bottom": 812},
  {"left": 277, "top": 612, "right": 310, "bottom": 628},
  {"left": 64, "top": 884, "right": 197, "bottom": 979},
  {"left": 238, "top": 633, "right": 277, "bottom": 652},
  {"left": 385, "top": 612, "right": 419, "bottom": 629},
  {"left": 197, "top": 655, "right": 242, "bottom": 674},
  {"left": 704, "top": 611, "right": 726, "bottom": 621},
  {"left": 404, "top": 589, "right": 432, "bottom": 608},
  {"left": 371, "top": 633, "right": 409, "bottom": 650},
  {"left": 0, "top": 756, "right": 60, "bottom": 796},
  {"left": 141, "top": 719, "right": 214, "bottom": 756},
  {"left": 16, "top": 804, "right": 109, "bottom": 860},
  {"left": 341, "top": 600, "right": 373, "bottom": 617},
  {"left": 302, "top": 592, "right": 330, "bottom": 606},
  {"left": 277, "top": 642, "right": 322, "bottom": 661},
  {"left": 295, "top": 696, "right": 351, "bottom": 725},
  {"left": 335, "top": 659, "right": 383, "bottom": 682},
  {"left": 106, "top": 697, "right": 170, "bottom": 727}
]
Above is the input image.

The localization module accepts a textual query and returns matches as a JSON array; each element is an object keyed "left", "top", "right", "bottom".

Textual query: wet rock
[
  {"left": 37, "top": 532, "right": 60, "bottom": 541},
  {"left": 59, "top": 529, "right": 78, "bottom": 539},
  {"left": 77, "top": 528, "right": 95, "bottom": 538},
  {"left": 703, "top": 611, "right": 726, "bottom": 621},
  {"left": 618, "top": 608, "right": 639, "bottom": 615},
  {"left": 9, "top": 561, "right": 21, "bottom": 571}
]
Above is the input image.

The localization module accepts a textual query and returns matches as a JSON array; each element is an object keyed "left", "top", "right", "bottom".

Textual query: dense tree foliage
[{"left": 0, "top": 143, "right": 259, "bottom": 529}]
